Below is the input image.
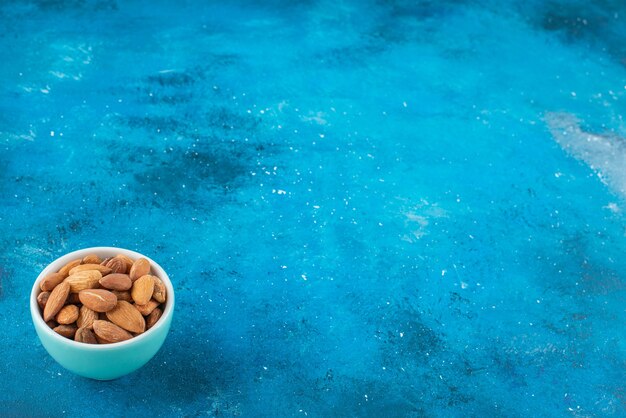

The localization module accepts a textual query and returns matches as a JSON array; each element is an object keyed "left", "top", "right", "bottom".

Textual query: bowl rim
[{"left": 30, "top": 246, "right": 175, "bottom": 351}]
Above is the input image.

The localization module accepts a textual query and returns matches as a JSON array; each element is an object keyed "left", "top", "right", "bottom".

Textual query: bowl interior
[{"left": 31, "top": 247, "right": 175, "bottom": 350}]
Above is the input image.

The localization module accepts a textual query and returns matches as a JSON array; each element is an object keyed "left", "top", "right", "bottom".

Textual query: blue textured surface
[{"left": 1, "top": 1, "right": 625, "bottom": 416}]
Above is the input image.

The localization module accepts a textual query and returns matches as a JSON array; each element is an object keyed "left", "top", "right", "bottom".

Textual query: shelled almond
[{"left": 38, "top": 254, "right": 167, "bottom": 344}]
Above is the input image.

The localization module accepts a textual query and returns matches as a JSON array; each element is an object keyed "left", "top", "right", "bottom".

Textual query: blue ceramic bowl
[{"left": 30, "top": 247, "right": 175, "bottom": 380}]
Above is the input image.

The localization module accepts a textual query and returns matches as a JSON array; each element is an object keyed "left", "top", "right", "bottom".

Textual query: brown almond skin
[
  {"left": 79, "top": 289, "right": 118, "bottom": 312},
  {"left": 53, "top": 324, "right": 77, "bottom": 339},
  {"left": 46, "top": 320, "right": 58, "bottom": 329},
  {"left": 75, "top": 327, "right": 98, "bottom": 344},
  {"left": 43, "top": 281, "right": 70, "bottom": 322},
  {"left": 105, "top": 256, "right": 128, "bottom": 274},
  {"left": 146, "top": 308, "right": 162, "bottom": 329},
  {"left": 134, "top": 299, "right": 159, "bottom": 316},
  {"left": 96, "top": 335, "right": 114, "bottom": 344},
  {"left": 152, "top": 276, "right": 167, "bottom": 303},
  {"left": 112, "top": 290, "right": 132, "bottom": 302},
  {"left": 100, "top": 257, "right": 113, "bottom": 266},
  {"left": 69, "top": 264, "right": 112, "bottom": 276},
  {"left": 129, "top": 258, "right": 150, "bottom": 282},
  {"left": 40, "top": 273, "right": 66, "bottom": 292},
  {"left": 93, "top": 320, "right": 133, "bottom": 343},
  {"left": 56, "top": 304, "right": 79, "bottom": 324},
  {"left": 82, "top": 254, "right": 101, "bottom": 264},
  {"left": 100, "top": 273, "right": 132, "bottom": 291},
  {"left": 64, "top": 270, "right": 102, "bottom": 293},
  {"left": 106, "top": 301, "right": 146, "bottom": 333},
  {"left": 66, "top": 293, "right": 81, "bottom": 305},
  {"left": 131, "top": 275, "right": 155, "bottom": 305},
  {"left": 57, "top": 259, "right": 81, "bottom": 277},
  {"left": 77, "top": 306, "right": 98, "bottom": 329},
  {"left": 37, "top": 291, "right": 50, "bottom": 310},
  {"left": 116, "top": 254, "right": 135, "bottom": 270}
]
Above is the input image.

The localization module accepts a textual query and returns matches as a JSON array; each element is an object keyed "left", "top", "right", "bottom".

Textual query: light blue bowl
[{"left": 30, "top": 247, "right": 175, "bottom": 380}]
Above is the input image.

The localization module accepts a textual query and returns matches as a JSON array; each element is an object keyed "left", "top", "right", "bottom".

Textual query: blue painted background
[{"left": 1, "top": 0, "right": 625, "bottom": 416}]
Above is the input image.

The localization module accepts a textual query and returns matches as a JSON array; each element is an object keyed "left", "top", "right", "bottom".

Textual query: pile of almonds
[{"left": 37, "top": 253, "right": 167, "bottom": 344}]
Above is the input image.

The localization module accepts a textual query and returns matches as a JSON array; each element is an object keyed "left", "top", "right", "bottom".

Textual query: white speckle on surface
[
  {"left": 301, "top": 274, "right": 307, "bottom": 281},
  {"left": 547, "top": 112, "right": 626, "bottom": 199},
  {"left": 50, "top": 71, "right": 67, "bottom": 79},
  {"left": 50, "top": 131, "right": 55, "bottom": 137}
]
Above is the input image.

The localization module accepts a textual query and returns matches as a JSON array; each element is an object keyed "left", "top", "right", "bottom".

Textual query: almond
[
  {"left": 37, "top": 291, "right": 50, "bottom": 310},
  {"left": 69, "top": 264, "right": 112, "bottom": 276},
  {"left": 152, "top": 276, "right": 167, "bottom": 303},
  {"left": 100, "top": 257, "right": 113, "bottom": 266},
  {"left": 116, "top": 254, "right": 135, "bottom": 270},
  {"left": 75, "top": 327, "right": 98, "bottom": 344},
  {"left": 129, "top": 258, "right": 150, "bottom": 282},
  {"left": 77, "top": 306, "right": 98, "bottom": 329},
  {"left": 43, "top": 281, "right": 70, "bottom": 322},
  {"left": 46, "top": 320, "right": 58, "bottom": 329},
  {"left": 106, "top": 301, "right": 145, "bottom": 333},
  {"left": 79, "top": 289, "right": 117, "bottom": 312},
  {"left": 40, "top": 273, "right": 66, "bottom": 292},
  {"left": 134, "top": 299, "right": 159, "bottom": 316},
  {"left": 67, "top": 293, "right": 81, "bottom": 305},
  {"left": 93, "top": 320, "right": 132, "bottom": 343},
  {"left": 104, "top": 256, "right": 128, "bottom": 274},
  {"left": 82, "top": 254, "right": 102, "bottom": 264},
  {"left": 112, "top": 290, "right": 132, "bottom": 302},
  {"left": 146, "top": 308, "right": 162, "bottom": 329},
  {"left": 95, "top": 335, "right": 115, "bottom": 344},
  {"left": 56, "top": 304, "right": 79, "bottom": 324},
  {"left": 53, "top": 324, "right": 77, "bottom": 339},
  {"left": 57, "top": 259, "right": 81, "bottom": 277},
  {"left": 100, "top": 273, "right": 132, "bottom": 291},
  {"left": 64, "top": 270, "right": 102, "bottom": 293},
  {"left": 131, "top": 274, "right": 154, "bottom": 305}
]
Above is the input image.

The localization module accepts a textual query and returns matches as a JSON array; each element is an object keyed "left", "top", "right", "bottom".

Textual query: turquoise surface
[{"left": 1, "top": 0, "right": 625, "bottom": 416}]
